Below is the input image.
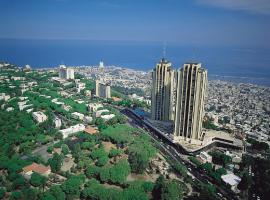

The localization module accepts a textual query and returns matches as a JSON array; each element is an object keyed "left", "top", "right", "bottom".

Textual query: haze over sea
[{"left": 1, "top": 38, "right": 270, "bottom": 86}]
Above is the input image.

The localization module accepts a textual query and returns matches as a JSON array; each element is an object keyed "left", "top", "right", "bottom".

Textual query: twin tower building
[{"left": 151, "top": 58, "right": 207, "bottom": 144}]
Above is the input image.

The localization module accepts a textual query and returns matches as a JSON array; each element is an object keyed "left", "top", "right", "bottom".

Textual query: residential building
[
  {"left": 0, "top": 93, "right": 10, "bottom": 101},
  {"left": 76, "top": 82, "right": 86, "bottom": 93},
  {"left": 59, "top": 124, "right": 85, "bottom": 139},
  {"left": 197, "top": 151, "right": 212, "bottom": 163},
  {"left": 59, "top": 65, "right": 74, "bottom": 80},
  {"left": 221, "top": 173, "right": 241, "bottom": 192},
  {"left": 174, "top": 63, "right": 207, "bottom": 143},
  {"left": 95, "top": 79, "right": 111, "bottom": 98},
  {"left": 88, "top": 103, "right": 103, "bottom": 112},
  {"left": 32, "top": 111, "right": 47, "bottom": 123},
  {"left": 54, "top": 117, "right": 62, "bottom": 128},
  {"left": 71, "top": 112, "right": 85, "bottom": 120},
  {"left": 94, "top": 109, "right": 109, "bottom": 118},
  {"left": 101, "top": 114, "right": 115, "bottom": 121},
  {"left": 22, "top": 163, "right": 51, "bottom": 177},
  {"left": 151, "top": 58, "right": 175, "bottom": 121}
]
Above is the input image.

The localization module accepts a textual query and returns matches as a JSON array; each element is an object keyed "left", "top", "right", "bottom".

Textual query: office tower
[
  {"left": 151, "top": 58, "right": 175, "bottom": 121},
  {"left": 59, "top": 65, "right": 74, "bottom": 80},
  {"left": 95, "top": 79, "right": 111, "bottom": 99},
  {"left": 174, "top": 63, "right": 207, "bottom": 143}
]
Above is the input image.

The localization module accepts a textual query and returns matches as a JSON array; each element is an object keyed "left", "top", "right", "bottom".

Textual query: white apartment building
[
  {"left": 101, "top": 114, "right": 115, "bottom": 121},
  {"left": 60, "top": 124, "right": 85, "bottom": 139},
  {"left": 71, "top": 112, "right": 85, "bottom": 120},
  {"left": 32, "top": 111, "right": 48, "bottom": 123},
  {"left": 88, "top": 103, "right": 103, "bottom": 112},
  {"left": 94, "top": 109, "right": 110, "bottom": 118}
]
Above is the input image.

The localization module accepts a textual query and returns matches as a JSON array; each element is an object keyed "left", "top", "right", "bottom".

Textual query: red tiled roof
[{"left": 22, "top": 163, "right": 50, "bottom": 174}]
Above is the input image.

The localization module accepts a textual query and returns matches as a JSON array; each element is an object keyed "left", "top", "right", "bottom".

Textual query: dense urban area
[{"left": 0, "top": 62, "right": 269, "bottom": 200}]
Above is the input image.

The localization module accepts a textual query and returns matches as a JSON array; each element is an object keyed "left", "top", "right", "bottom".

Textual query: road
[{"left": 121, "top": 108, "right": 238, "bottom": 200}]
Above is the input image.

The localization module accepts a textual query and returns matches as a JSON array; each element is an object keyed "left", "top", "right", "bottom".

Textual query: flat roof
[{"left": 221, "top": 173, "right": 241, "bottom": 186}]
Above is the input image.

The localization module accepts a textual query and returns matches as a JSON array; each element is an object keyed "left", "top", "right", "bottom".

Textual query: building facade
[
  {"left": 95, "top": 79, "right": 111, "bottom": 98},
  {"left": 174, "top": 63, "right": 207, "bottom": 143},
  {"left": 59, "top": 65, "right": 74, "bottom": 80},
  {"left": 151, "top": 58, "right": 175, "bottom": 121}
]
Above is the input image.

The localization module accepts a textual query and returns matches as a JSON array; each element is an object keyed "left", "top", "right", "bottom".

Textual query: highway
[{"left": 121, "top": 108, "right": 239, "bottom": 200}]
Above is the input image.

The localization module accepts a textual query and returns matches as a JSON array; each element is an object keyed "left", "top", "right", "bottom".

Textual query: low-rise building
[
  {"left": 60, "top": 124, "right": 85, "bottom": 139},
  {"left": 94, "top": 109, "right": 109, "bottom": 118},
  {"left": 197, "top": 151, "right": 212, "bottom": 163},
  {"left": 22, "top": 163, "right": 51, "bottom": 178},
  {"left": 32, "top": 111, "right": 47, "bottom": 123},
  {"left": 221, "top": 173, "right": 241, "bottom": 192},
  {"left": 101, "top": 114, "right": 115, "bottom": 121},
  {"left": 84, "top": 116, "right": 93, "bottom": 123},
  {"left": 0, "top": 93, "right": 10, "bottom": 101},
  {"left": 71, "top": 112, "right": 85, "bottom": 120},
  {"left": 76, "top": 82, "right": 86, "bottom": 93},
  {"left": 88, "top": 103, "right": 103, "bottom": 112}
]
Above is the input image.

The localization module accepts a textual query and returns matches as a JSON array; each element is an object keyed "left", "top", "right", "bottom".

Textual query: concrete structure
[
  {"left": 59, "top": 65, "right": 74, "bottom": 80},
  {"left": 32, "top": 111, "right": 47, "bottom": 123},
  {"left": 197, "top": 151, "right": 212, "bottom": 163},
  {"left": 95, "top": 79, "right": 111, "bottom": 98},
  {"left": 60, "top": 124, "right": 85, "bottom": 139},
  {"left": 221, "top": 173, "right": 241, "bottom": 191},
  {"left": 174, "top": 63, "right": 207, "bottom": 143},
  {"left": 88, "top": 103, "right": 103, "bottom": 112},
  {"left": 0, "top": 93, "right": 10, "bottom": 101},
  {"left": 151, "top": 58, "right": 175, "bottom": 121},
  {"left": 76, "top": 82, "right": 85, "bottom": 93},
  {"left": 94, "top": 109, "right": 110, "bottom": 118},
  {"left": 83, "top": 116, "right": 93, "bottom": 123},
  {"left": 71, "top": 112, "right": 85, "bottom": 120},
  {"left": 54, "top": 117, "right": 62, "bottom": 128},
  {"left": 101, "top": 114, "right": 115, "bottom": 121}
]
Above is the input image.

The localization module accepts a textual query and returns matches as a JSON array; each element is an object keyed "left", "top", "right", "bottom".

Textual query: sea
[{"left": 1, "top": 38, "right": 270, "bottom": 86}]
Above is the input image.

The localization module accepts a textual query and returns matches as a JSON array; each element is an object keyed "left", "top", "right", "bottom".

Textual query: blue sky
[{"left": 0, "top": 0, "right": 270, "bottom": 47}]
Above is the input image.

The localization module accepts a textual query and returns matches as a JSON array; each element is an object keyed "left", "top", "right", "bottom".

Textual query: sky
[{"left": 0, "top": 0, "right": 270, "bottom": 47}]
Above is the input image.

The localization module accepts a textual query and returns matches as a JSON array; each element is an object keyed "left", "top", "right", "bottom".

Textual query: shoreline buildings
[{"left": 151, "top": 60, "right": 208, "bottom": 144}]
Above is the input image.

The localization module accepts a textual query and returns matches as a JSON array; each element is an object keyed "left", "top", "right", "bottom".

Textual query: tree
[
  {"left": 238, "top": 172, "right": 252, "bottom": 191},
  {"left": 48, "top": 153, "right": 63, "bottom": 173},
  {"left": 43, "top": 185, "right": 66, "bottom": 200},
  {"left": 128, "top": 138, "right": 156, "bottom": 173},
  {"left": 30, "top": 172, "right": 47, "bottom": 188},
  {"left": 161, "top": 181, "right": 183, "bottom": 200},
  {"left": 10, "top": 191, "right": 22, "bottom": 200},
  {"left": 199, "top": 184, "right": 217, "bottom": 200},
  {"left": 22, "top": 188, "right": 38, "bottom": 200},
  {"left": 61, "top": 175, "right": 85, "bottom": 199},
  {"left": 0, "top": 188, "right": 5, "bottom": 199},
  {"left": 61, "top": 144, "right": 69, "bottom": 155}
]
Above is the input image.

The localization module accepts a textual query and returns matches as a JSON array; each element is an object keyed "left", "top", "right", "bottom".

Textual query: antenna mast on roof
[{"left": 163, "top": 41, "right": 167, "bottom": 59}]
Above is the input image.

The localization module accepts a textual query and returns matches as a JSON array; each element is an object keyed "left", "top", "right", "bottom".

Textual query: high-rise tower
[
  {"left": 174, "top": 63, "right": 207, "bottom": 143},
  {"left": 151, "top": 58, "right": 175, "bottom": 121}
]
